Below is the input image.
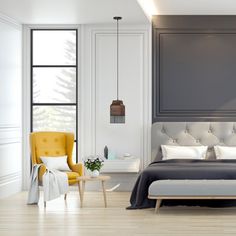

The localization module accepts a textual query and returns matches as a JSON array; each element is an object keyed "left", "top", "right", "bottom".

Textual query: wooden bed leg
[{"left": 155, "top": 199, "right": 162, "bottom": 213}]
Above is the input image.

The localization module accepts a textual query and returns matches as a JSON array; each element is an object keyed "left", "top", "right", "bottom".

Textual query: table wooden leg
[
  {"left": 80, "top": 180, "right": 85, "bottom": 208},
  {"left": 78, "top": 182, "right": 82, "bottom": 204},
  {"left": 101, "top": 180, "right": 107, "bottom": 208}
]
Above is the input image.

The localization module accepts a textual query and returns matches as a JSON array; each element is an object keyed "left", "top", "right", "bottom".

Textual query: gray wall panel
[{"left": 153, "top": 16, "right": 236, "bottom": 122}]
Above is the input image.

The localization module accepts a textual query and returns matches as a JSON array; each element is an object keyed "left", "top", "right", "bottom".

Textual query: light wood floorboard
[{"left": 1, "top": 191, "right": 236, "bottom": 235}]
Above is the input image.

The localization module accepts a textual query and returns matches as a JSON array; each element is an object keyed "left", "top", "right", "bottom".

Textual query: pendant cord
[{"left": 116, "top": 18, "right": 119, "bottom": 101}]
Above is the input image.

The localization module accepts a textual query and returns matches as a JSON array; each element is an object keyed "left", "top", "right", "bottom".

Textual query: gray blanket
[
  {"left": 128, "top": 159, "right": 236, "bottom": 209},
  {"left": 27, "top": 164, "right": 69, "bottom": 205}
]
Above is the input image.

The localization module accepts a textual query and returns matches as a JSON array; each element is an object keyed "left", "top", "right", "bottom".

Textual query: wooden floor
[{"left": 1, "top": 192, "right": 236, "bottom": 236}]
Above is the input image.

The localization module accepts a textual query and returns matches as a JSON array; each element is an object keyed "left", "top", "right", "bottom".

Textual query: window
[{"left": 31, "top": 29, "right": 78, "bottom": 162}]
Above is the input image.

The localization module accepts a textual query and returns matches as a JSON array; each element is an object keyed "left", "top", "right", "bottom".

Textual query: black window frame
[{"left": 30, "top": 28, "right": 79, "bottom": 162}]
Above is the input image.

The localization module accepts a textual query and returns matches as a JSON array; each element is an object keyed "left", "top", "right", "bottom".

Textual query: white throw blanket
[{"left": 27, "top": 164, "right": 69, "bottom": 204}]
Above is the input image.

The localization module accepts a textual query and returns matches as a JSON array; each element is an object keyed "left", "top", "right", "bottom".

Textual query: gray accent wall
[{"left": 152, "top": 16, "right": 236, "bottom": 122}]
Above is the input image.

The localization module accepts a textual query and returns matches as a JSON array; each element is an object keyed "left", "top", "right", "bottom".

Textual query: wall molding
[
  {"left": 0, "top": 124, "right": 20, "bottom": 129},
  {"left": 0, "top": 171, "right": 22, "bottom": 199},
  {"left": 0, "top": 172, "right": 21, "bottom": 186},
  {"left": 0, "top": 140, "right": 21, "bottom": 146},
  {"left": 0, "top": 16, "right": 22, "bottom": 199},
  {"left": 152, "top": 16, "right": 236, "bottom": 122},
  {"left": 0, "top": 125, "right": 21, "bottom": 145},
  {"left": 0, "top": 12, "right": 21, "bottom": 30},
  {"left": 86, "top": 25, "right": 151, "bottom": 169}
]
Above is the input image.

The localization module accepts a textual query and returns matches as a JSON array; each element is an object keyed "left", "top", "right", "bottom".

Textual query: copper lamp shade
[
  {"left": 110, "top": 100, "right": 125, "bottom": 123},
  {"left": 110, "top": 16, "right": 125, "bottom": 124}
]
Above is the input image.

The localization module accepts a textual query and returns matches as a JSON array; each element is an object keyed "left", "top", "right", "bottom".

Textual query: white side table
[
  {"left": 100, "top": 157, "right": 140, "bottom": 173},
  {"left": 77, "top": 175, "right": 111, "bottom": 208}
]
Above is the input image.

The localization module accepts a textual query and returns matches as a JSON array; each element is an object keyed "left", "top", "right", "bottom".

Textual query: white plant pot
[{"left": 90, "top": 170, "right": 100, "bottom": 178}]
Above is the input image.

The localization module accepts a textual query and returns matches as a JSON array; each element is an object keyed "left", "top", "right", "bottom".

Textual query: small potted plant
[{"left": 84, "top": 156, "right": 104, "bottom": 177}]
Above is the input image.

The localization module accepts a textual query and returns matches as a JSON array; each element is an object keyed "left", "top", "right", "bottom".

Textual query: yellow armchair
[{"left": 30, "top": 131, "right": 84, "bottom": 186}]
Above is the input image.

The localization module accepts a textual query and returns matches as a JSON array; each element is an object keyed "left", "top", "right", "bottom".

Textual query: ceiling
[
  {"left": 1, "top": 0, "right": 236, "bottom": 25},
  {"left": 139, "top": 0, "right": 236, "bottom": 17},
  {"left": 0, "top": 0, "right": 149, "bottom": 24}
]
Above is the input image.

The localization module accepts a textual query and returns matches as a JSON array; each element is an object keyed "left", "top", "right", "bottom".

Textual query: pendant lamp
[{"left": 110, "top": 16, "right": 125, "bottom": 124}]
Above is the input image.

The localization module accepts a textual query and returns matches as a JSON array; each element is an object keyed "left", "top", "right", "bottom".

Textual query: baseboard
[{"left": 0, "top": 172, "right": 22, "bottom": 199}]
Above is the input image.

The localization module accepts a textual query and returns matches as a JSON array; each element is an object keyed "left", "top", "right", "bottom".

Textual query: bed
[{"left": 128, "top": 122, "right": 236, "bottom": 209}]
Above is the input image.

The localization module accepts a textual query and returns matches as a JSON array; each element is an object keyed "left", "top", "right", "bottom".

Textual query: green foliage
[{"left": 84, "top": 157, "right": 104, "bottom": 171}]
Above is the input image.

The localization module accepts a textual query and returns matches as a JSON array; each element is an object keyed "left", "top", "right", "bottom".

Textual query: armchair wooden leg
[{"left": 64, "top": 194, "right": 67, "bottom": 201}]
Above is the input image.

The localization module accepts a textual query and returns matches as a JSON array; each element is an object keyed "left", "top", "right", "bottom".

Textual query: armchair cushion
[
  {"left": 40, "top": 156, "right": 70, "bottom": 171},
  {"left": 39, "top": 167, "right": 80, "bottom": 185}
]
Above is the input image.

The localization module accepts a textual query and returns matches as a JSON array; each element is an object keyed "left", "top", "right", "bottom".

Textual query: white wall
[
  {"left": 0, "top": 14, "right": 22, "bottom": 198},
  {"left": 95, "top": 33, "right": 143, "bottom": 158},
  {"left": 80, "top": 24, "right": 151, "bottom": 190},
  {"left": 22, "top": 24, "right": 151, "bottom": 191}
]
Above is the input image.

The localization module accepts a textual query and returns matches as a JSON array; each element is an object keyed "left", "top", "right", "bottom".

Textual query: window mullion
[{"left": 31, "top": 28, "right": 78, "bottom": 162}]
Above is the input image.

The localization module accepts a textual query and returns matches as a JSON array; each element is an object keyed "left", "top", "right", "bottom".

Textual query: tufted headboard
[{"left": 152, "top": 122, "right": 236, "bottom": 161}]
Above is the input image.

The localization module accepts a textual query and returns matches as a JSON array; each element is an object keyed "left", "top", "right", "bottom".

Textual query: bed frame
[
  {"left": 150, "top": 122, "right": 236, "bottom": 212},
  {"left": 149, "top": 196, "right": 236, "bottom": 213},
  {"left": 152, "top": 122, "right": 236, "bottom": 161}
]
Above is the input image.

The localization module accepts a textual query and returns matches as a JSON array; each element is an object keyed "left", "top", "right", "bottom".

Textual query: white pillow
[
  {"left": 40, "top": 156, "right": 70, "bottom": 171},
  {"left": 214, "top": 146, "right": 236, "bottom": 159},
  {"left": 161, "top": 145, "right": 208, "bottom": 160}
]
